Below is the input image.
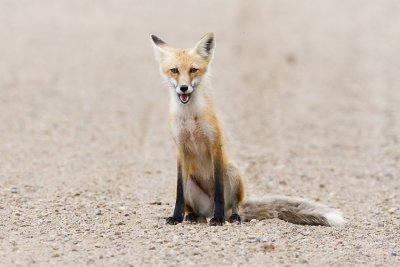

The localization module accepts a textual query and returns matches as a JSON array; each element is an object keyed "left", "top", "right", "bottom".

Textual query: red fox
[{"left": 151, "top": 33, "right": 345, "bottom": 226}]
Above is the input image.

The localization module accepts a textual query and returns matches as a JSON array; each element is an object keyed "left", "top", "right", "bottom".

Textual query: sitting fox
[{"left": 151, "top": 33, "right": 345, "bottom": 226}]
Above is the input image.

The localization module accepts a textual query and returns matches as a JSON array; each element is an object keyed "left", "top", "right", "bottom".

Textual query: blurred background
[
  {"left": 0, "top": 1, "right": 399, "bottom": 266},
  {"left": 1, "top": 0, "right": 399, "bottom": 195}
]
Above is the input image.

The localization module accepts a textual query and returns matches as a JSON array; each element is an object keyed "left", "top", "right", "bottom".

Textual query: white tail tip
[{"left": 325, "top": 212, "right": 346, "bottom": 226}]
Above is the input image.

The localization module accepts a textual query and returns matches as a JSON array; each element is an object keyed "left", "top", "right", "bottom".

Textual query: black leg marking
[
  {"left": 229, "top": 214, "right": 241, "bottom": 224},
  {"left": 230, "top": 197, "right": 241, "bottom": 224},
  {"left": 185, "top": 213, "right": 199, "bottom": 223},
  {"left": 210, "top": 156, "right": 225, "bottom": 226},
  {"left": 166, "top": 163, "right": 184, "bottom": 225}
]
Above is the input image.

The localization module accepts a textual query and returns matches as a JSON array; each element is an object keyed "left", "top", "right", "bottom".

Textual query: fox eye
[
  {"left": 190, "top": 67, "right": 198, "bottom": 74},
  {"left": 170, "top": 68, "right": 179, "bottom": 74}
]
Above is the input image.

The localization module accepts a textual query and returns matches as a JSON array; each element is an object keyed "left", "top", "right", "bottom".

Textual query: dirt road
[{"left": 1, "top": 1, "right": 399, "bottom": 266}]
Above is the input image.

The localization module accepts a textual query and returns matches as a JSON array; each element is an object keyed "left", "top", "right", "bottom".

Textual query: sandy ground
[{"left": 1, "top": 0, "right": 400, "bottom": 266}]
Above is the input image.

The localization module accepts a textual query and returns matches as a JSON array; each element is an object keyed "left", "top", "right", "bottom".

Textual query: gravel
[{"left": 0, "top": 1, "right": 399, "bottom": 266}]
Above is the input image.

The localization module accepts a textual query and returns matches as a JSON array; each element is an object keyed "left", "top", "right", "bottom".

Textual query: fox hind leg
[
  {"left": 229, "top": 196, "right": 241, "bottom": 223},
  {"left": 227, "top": 163, "right": 244, "bottom": 223},
  {"left": 229, "top": 203, "right": 241, "bottom": 223}
]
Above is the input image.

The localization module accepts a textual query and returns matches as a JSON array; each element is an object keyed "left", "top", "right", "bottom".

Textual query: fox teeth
[{"left": 179, "top": 94, "right": 190, "bottom": 104}]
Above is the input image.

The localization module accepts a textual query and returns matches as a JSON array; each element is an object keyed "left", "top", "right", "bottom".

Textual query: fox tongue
[{"left": 180, "top": 94, "right": 189, "bottom": 103}]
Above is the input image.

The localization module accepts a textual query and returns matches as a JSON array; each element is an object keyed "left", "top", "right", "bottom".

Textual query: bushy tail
[{"left": 240, "top": 196, "right": 345, "bottom": 227}]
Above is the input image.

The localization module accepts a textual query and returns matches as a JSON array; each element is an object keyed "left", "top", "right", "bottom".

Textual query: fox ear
[
  {"left": 193, "top": 32, "right": 215, "bottom": 60},
  {"left": 151, "top": 35, "right": 170, "bottom": 62}
]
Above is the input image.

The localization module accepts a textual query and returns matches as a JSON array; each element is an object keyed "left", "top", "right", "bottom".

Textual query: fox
[{"left": 150, "top": 33, "right": 345, "bottom": 227}]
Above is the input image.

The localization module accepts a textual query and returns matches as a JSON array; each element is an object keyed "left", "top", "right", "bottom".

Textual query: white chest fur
[
  {"left": 171, "top": 114, "right": 214, "bottom": 153},
  {"left": 172, "top": 113, "right": 215, "bottom": 197}
]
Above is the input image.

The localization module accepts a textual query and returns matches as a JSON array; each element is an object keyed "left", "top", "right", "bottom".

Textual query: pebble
[
  {"left": 11, "top": 187, "right": 18, "bottom": 194},
  {"left": 300, "top": 231, "right": 310, "bottom": 236},
  {"left": 299, "top": 257, "right": 308, "bottom": 264},
  {"left": 165, "top": 251, "right": 176, "bottom": 257},
  {"left": 377, "top": 222, "right": 384, "bottom": 227},
  {"left": 388, "top": 207, "right": 396, "bottom": 214},
  {"left": 263, "top": 243, "right": 275, "bottom": 252},
  {"left": 95, "top": 209, "right": 102, "bottom": 215}
]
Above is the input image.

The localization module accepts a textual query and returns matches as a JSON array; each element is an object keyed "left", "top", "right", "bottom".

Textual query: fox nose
[{"left": 180, "top": 85, "right": 189, "bottom": 93}]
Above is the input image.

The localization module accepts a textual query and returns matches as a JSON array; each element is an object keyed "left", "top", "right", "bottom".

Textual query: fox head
[{"left": 151, "top": 33, "right": 215, "bottom": 105}]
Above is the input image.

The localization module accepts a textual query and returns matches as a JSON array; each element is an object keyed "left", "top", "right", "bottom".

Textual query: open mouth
[{"left": 178, "top": 93, "right": 191, "bottom": 104}]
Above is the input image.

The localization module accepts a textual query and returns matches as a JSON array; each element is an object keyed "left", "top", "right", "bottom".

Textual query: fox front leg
[
  {"left": 166, "top": 163, "right": 184, "bottom": 225},
  {"left": 209, "top": 154, "right": 225, "bottom": 226}
]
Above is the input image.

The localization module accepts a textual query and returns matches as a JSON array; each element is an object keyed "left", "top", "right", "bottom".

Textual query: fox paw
[
  {"left": 185, "top": 213, "right": 199, "bottom": 223},
  {"left": 166, "top": 216, "right": 183, "bottom": 225},
  {"left": 228, "top": 214, "right": 241, "bottom": 224},
  {"left": 209, "top": 217, "right": 224, "bottom": 226}
]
